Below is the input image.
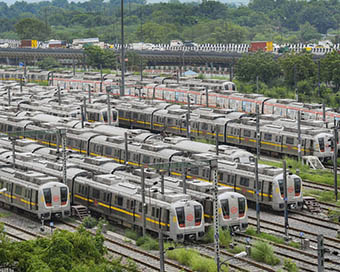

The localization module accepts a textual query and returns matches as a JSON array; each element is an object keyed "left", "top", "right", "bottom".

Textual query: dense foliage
[
  {"left": 0, "top": 223, "right": 138, "bottom": 272},
  {"left": 235, "top": 51, "right": 340, "bottom": 109},
  {"left": 0, "top": 0, "right": 340, "bottom": 44}
]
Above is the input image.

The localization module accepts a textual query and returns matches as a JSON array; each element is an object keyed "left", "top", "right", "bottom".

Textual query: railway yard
[{"left": 0, "top": 74, "right": 339, "bottom": 272}]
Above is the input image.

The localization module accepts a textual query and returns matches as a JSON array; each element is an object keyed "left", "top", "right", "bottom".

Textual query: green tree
[
  {"left": 37, "top": 57, "right": 61, "bottom": 70},
  {"left": 321, "top": 51, "right": 340, "bottom": 93},
  {"left": 235, "top": 52, "right": 281, "bottom": 85},
  {"left": 298, "top": 22, "right": 322, "bottom": 42},
  {"left": 84, "top": 45, "right": 117, "bottom": 69},
  {"left": 15, "top": 17, "right": 51, "bottom": 40}
]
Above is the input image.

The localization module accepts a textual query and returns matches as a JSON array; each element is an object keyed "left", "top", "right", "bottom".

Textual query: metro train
[
  {"left": 0, "top": 138, "right": 248, "bottom": 233},
  {"left": 0, "top": 143, "right": 209, "bottom": 241},
  {"left": 112, "top": 101, "right": 335, "bottom": 160},
  {"left": 0, "top": 163, "right": 70, "bottom": 220}
]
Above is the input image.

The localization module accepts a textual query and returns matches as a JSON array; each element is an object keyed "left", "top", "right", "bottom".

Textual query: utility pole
[
  {"left": 160, "top": 171, "right": 165, "bottom": 195},
  {"left": 317, "top": 234, "right": 325, "bottom": 272},
  {"left": 141, "top": 166, "right": 146, "bottom": 236},
  {"left": 182, "top": 161, "right": 187, "bottom": 194},
  {"left": 256, "top": 75, "right": 259, "bottom": 92},
  {"left": 58, "top": 85, "right": 61, "bottom": 105},
  {"left": 294, "top": 64, "right": 298, "bottom": 101},
  {"left": 206, "top": 87, "right": 209, "bottom": 107},
  {"left": 59, "top": 129, "right": 67, "bottom": 184},
  {"left": 256, "top": 103, "right": 261, "bottom": 234},
  {"left": 83, "top": 96, "right": 87, "bottom": 121},
  {"left": 106, "top": 87, "right": 112, "bottom": 125},
  {"left": 186, "top": 94, "right": 191, "bottom": 139},
  {"left": 88, "top": 85, "right": 92, "bottom": 104},
  {"left": 318, "top": 60, "right": 321, "bottom": 97},
  {"left": 211, "top": 159, "right": 220, "bottom": 272},
  {"left": 322, "top": 103, "right": 326, "bottom": 123},
  {"left": 7, "top": 87, "right": 11, "bottom": 106},
  {"left": 334, "top": 118, "right": 338, "bottom": 201},
  {"left": 159, "top": 221, "right": 165, "bottom": 272},
  {"left": 124, "top": 132, "right": 128, "bottom": 165},
  {"left": 283, "top": 160, "right": 289, "bottom": 240},
  {"left": 298, "top": 111, "right": 302, "bottom": 161},
  {"left": 100, "top": 64, "right": 103, "bottom": 93},
  {"left": 11, "top": 137, "right": 15, "bottom": 169},
  {"left": 73, "top": 58, "right": 76, "bottom": 76},
  {"left": 215, "top": 125, "right": 219, "bottom": 156},
  {"left": 120, "top": 0, "right": 125, "bottom": 97},
  {"left": 20, "top": 75, "right": 23, "bottom": 93},
  {"left": 80, "top": 105, "right": 84, "bottom": 128}
]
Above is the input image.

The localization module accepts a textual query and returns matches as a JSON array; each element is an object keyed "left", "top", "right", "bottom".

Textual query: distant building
[
  {"left": 72, "top": 38, "right": 103, "bottom": 48},
  {"left": 0, "top": 39, "right": 20, "bottom": 48}
]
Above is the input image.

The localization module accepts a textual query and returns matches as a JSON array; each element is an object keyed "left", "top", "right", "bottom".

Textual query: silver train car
[
  {"left": 0, "top": 166, "right": 70, "bottom": 220},
  {"left": 113, "top": 169, "right": 248, "bottom": 231},
  {"left": 72, "top": 174, "right": 205, "bottom": 241},
  {"left": 113, "top": 101, "right": 335, "bottom": 160}
]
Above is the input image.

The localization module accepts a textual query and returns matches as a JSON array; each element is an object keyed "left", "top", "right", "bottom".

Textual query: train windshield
[
  {"left": 278, "top": 179, "right": 284, "bottom": 196},
  {"left": 238, "top": 198, "right": 246, "bottom": 217},
  {"left": 294, "top": 178, "right": 301, "bottom": 196},
  {"left": 318, "top": 138, "right": 325, "bottom": 152},
  {"left": 43, "top": 188, "right": 52, "bottom": 207},
  {"left": 112, "top": 111, "right": 118, "bottom": 122},
  {"left": 176, "top": 207, "right": 185, "bottom": 228},
  {"left": 60, "top": 187, "right": 68, "bottom": 205},
  {"left": 220, "top": 199, "right": 230, "bottom": 219},
  {"left": 194, "top": 205, "right": 202, "bottom": 226},
  {"left": 102, "top": 111, "right": 108, "bottom": 122}
]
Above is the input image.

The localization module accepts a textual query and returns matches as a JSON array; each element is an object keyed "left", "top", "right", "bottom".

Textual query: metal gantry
[
  {"left": 0, "top": 129, "right": 68, "bottom": 184},
  {"left": 144, "top": 158, "right": 219, "bottom": 271}
]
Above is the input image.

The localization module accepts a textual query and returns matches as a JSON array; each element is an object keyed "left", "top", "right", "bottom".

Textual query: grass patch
[
  {"left": 283, "top": 258, "right": 299, "bottom": 272},
  {"left": 82, "top": 216, "right": 98, "bottom": 229},
  {"left": 136, "top": 235, "right": 159, "bottom": 250},
  {"left": 251, "top": 241, "right": 280, "bottom": 266},
  {"left": 246, "top": 227, "right": 301, "bottom": 249},
  {"left": 125, "top": 229, "right": 139, "bottom": 241},
  {"left": 0, "top": 212, "right": 10, "bottom": 218},
  {"left": 228, "top": 244, "right": 246, "bottom": 254},
  {"left": 202, "top": 227, "right": 232, "bottom": 248},
  {"left": 259, "top": 158, "right": 340, "bottom": 188},
  {"left": 303, "top": 190, "right": 340, "bottom": 206},
  {"left": 327, "top": 208, "right": 340, "bottom": 222},
  {"left": 166, "top": 247, "right": 228, "bottom": 272}
]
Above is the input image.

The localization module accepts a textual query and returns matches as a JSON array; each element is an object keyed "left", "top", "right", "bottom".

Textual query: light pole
[{"left": 120, "top": 0, "right": 125, "bottom": 96}]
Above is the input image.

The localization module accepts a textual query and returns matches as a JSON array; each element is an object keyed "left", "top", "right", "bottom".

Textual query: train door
[
  {"left": 268, "top": 182, "right": 272, "bottom": 202},
  {"left": 5, "top": 182, "right": 13, "bottom": 203},
  {"left": 24, "top": 187, "right": 32, "bottom": 210}
]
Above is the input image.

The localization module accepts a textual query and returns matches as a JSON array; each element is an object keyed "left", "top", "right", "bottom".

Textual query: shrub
[
  {"left": 82, "top": 216, "right": 97, "bottom": 229},
  {"left": 136, "top": 235, "right": 158, "bottom": 250},
  {"left": 251, "top": 241, "right": 280, "bottom": 266},
  {"left": 125, "top": 230, "right": 139, "bottom": 241},
  {"left": 202, "top": 227, "right": 214, "bottom": 243},
  {"left": 283, "top": 258, "right": 299, "bottom": 272}
]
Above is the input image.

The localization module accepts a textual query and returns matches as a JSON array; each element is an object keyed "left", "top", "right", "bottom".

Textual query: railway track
[
  {"left": 58, "top": 221, "right": 192, "bottom": 272},
  {"left": 234, "top": 233, "right": 336, "bottom": 272}
]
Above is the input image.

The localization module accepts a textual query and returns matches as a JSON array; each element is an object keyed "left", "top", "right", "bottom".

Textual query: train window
[
  {"left": 102, "top": 111, "right": 108, "bottom": 122},
  {"left": 167, "top": 118, "right": 173, "bottom": 125},
  {"left": 60, "top": 187, "right": 68, "bottom": 204},
  {"left": 201, "top": 123, "right": 208, "bottom": 130},
  {"left": 84, "top": 186, "right": 88, "bottom": 195},
  {"left": 107, "top": 193, "right": 111, "bottom": 203},
  {"left": 243, "top": 130, "right": 251, "bottom": 137},
  {"left": 127, "top": 200, "right": 130, "bottom": 209},
  {"left": 105, "top": 147, "right": 112, "bottom": 155},
  {"left": 240, "top": 177, "right": 249, "bottom": 187},
  {"left": 286, "top": 137, "right": 294, "bottom": 145},
  {"left": 220, "top": 199, "right": 230, "bottom": 219},
  {"left": 139, "top": 202, "right": 142, "bottom": 212},
  {"left": 294, "top": 178, "right": 301, "bottom": 195},
  {"left": 133, "top": 113, "right": 138, "bottom": 119},
  {"left": 219, "top": 173, "right": 224, "bottom": 181},
  {"left": 112, "top": 111, "right": 117, "bottom": 122},
  {"left": 15, "top": 185, "right": 22, "bottom": 195},
  {"left": 152, "top": 207, "right": 155, "bottom": 217},
  {"left": 43, "top": 188, "right": 52, "bottom": 207},
  {"left": 24, "top": 189, "right": 30, "bottom": 198},
  {"left": 264, "top": 133, "right": 272, "bottom": 141},
  {"left": 156, "top": 208, "right": 160, "bottom": 218},
  {"left": 143, "top": 156, "right": 150, "bottom": 164},
  {"left": 92, "top": 188, "right": 100, "bottom": 199},
  {"left": 176, "top": 207, "right": 185, "bottom": 228},
  {"left": 231, "top": 128, "right": 234, "bottom": 135},
  {"left": 117, "top": 196, "right": 123, "bottom": 206},
  {"left": 318, "top": 138, "right": 325, "bottom": 151},
  {"left": 278, "top": 179, "right": 284, "bottom": 196},
  {"left": 190, "top": 166, "right": 199, "bottom": 175},
  {"left": 194, "top": 205, "right": 202, "bottom": 225},
  {"left": 131, "top": 200, "right": 135, "bottom": 209},
  {"left": 238, "top": 198, "right": 246, "bottom": 217}
]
